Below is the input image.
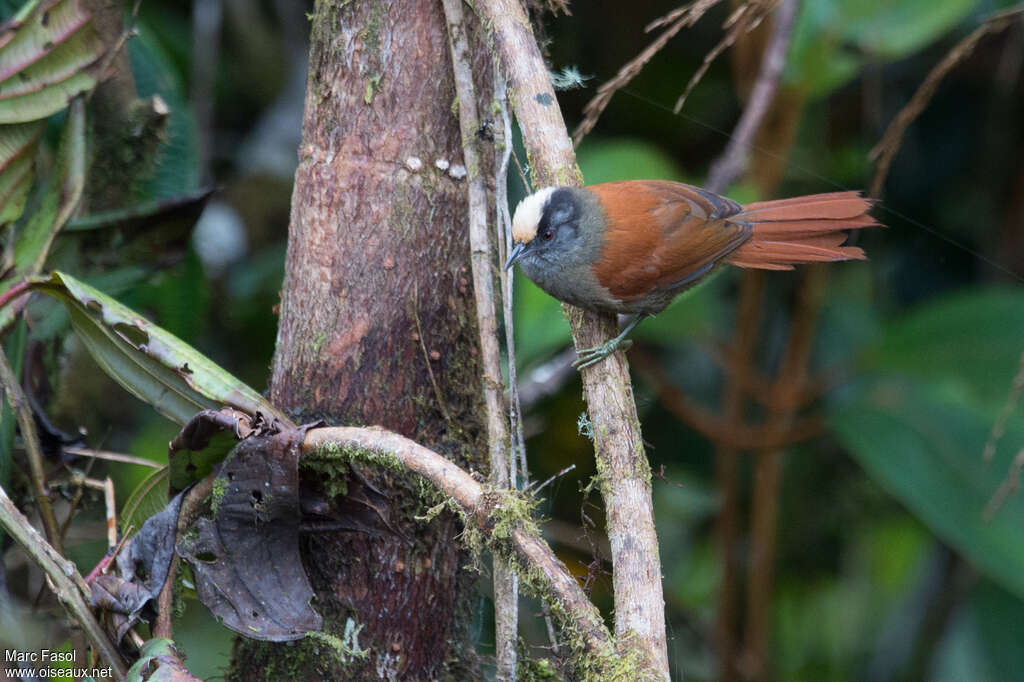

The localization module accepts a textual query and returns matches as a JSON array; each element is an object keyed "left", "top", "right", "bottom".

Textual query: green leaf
[
  {"left": 33, "top": 270, "right": 289, "bottom": 426},
  {"left": 11, "top": 94, "right": 83, "bottom": 273},
  {"left": 830, "top": 378, "right": 1024, "bottom": 599},
  {"left": 932, "top": 581, "right": 1024, "bottom": 682},
  {"left": 0, "top": 119, "right": 42, "bottom": 225},
  {"left": 0, "top": 0, "right": 104, "bottom": 123},
  {"left": 577, "top": 137, "right": 687, "bottom": 185},
  {"left": 168, "top": 428, "right": 236, "bottom": 493},
  {"left": 120, "top": 466, "right": 168, "bottom": 536},
  {"left": 863, "top": 287, "right": 1024, "bottom": 412},
  {"left": 787, "top": 0, "right": 980, "bottom": 97},
  {"left": 127, "top": 22, "right": 200, "bottom": 201}
]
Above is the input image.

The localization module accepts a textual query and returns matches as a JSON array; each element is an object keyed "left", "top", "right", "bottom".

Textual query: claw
[{"left": 572, "top": 338, "right": 631, "bottom": 370}]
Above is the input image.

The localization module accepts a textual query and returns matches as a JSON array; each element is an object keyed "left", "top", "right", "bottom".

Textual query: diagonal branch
[
  {"left": 705, "top": 0, "right": 799, "bottom": 193},
  {"left": 869, "top": 7, "right": 1024, "bottom": 198},
  {"left": 301, "top": 426, "right": 617, "bottom": 672}
]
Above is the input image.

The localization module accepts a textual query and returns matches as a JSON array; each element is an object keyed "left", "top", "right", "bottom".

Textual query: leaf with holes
[
  {"left": 177, "top": 429, "right": 321, "bottom": 640},
  {"left": 31, "top": 270, "right": 290, "bottom": 426}
]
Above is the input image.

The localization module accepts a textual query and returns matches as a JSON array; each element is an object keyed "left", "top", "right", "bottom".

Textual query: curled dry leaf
[
  {"left": 176, "top": 428, "right": 321, "bottom": 641},
  {"left": 90, "top": 492, "right": 184, "bottom": 643}
]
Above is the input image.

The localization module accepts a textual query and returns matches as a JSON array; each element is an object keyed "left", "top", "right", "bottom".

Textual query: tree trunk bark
[{"left": 228, "top": 0, "right": 486, "bottom": 679}]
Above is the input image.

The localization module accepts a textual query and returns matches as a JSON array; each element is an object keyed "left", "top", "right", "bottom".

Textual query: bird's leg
[{"left": 572, "top": 314, "right": 646, "bottom": 370}]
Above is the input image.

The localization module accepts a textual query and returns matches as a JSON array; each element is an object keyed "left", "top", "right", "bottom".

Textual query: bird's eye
[{"left": 541, "top": 227, "right": 555, "bottom": 241}]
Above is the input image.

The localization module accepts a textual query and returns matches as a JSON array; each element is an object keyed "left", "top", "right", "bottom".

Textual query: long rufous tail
[{"left": 725, "top": 191, "right": 880, "bottom": 270}]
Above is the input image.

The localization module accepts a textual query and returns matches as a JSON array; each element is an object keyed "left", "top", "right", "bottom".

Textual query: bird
[{"left": 505, "top": 180, "right": 881, "bottom": 369}]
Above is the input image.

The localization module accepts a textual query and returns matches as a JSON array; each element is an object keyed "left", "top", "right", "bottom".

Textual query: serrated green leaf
[
  {"left": 33, "top": 270, "right": 289, "bottom": 426},
  {"left": 830, "top": 378, "right": 1024, "bottom": 599}
]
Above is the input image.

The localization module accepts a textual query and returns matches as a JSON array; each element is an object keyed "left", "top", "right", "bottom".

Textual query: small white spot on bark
[
  {"left": 404, "top": 156, "right": 423, "bottom": 172},
  {"left": 448, "top": 164, "right": 467, "bottom": 180},
  {"left": 434, "top": 158, "right": 450, "bottom": 171}
]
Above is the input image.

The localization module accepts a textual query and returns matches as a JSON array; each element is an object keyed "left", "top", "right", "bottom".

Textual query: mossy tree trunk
[{"left": 228, "top": 0, "right": 487, "bottom": 679}]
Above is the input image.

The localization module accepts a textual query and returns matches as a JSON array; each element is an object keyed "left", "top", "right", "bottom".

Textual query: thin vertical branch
[
  {"left": 494, "top": 65, "right": 530, "bottom": 491},
  {"left": 744, "top": 265, "right": 827, "bottom": 682},
  {"left": 476, "top": 1, "right": 669, "bottom": 678},
  {"left": 441, "top": 1, "right": 518, "bottom": 677},
  {"left": 0, "top": 348, "right": 61, "bottom": 553},
  {"left": 713, "top": 270, "right": 763, "bottom": 682}
]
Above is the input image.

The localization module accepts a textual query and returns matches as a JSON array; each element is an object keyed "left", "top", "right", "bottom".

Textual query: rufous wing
[{"left": 588, "top": 180, "right": 751, "bottom": 301}]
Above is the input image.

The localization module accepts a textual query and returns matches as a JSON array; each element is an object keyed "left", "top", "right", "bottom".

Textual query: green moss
[{"left": 210, "top": 475, "right": 228, "bottom": 516}]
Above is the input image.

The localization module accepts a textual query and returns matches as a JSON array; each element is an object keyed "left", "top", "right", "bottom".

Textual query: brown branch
[
  {"left": 0, "top": 483, "right": 126, "bottom": 680},
  {"left": 869, "top": 7, "right": 1024, "bottom": 198},
  {"left": 631, "top": 347, "right": 823, "bottom": 450},
  {"left": 0, "top": 346, "right": 62, "bottom": 553},
  {"left": 713, "top": 269, "right": 763, "bottom": 682},
  {"left": 573, "top": 0, "right": 724, "bottom": 145},
  {"left": 705, "top": 0, "right": 799, "bottom": 193},
  {"left": 674, "top": 1, "right": 780, "bottom": 114},
  {"left": 153, "top": 475, "right": 216, "bottom": 640},
  {"left": 478, "top": 2, "right": 670, "bottom": 677},
  {"left": 441, "top": 2, "right": 518, "bottom": 677},
  {"left": 302, "top": 426, "right": 618, "bottom": 671},
  {"left": 744, "top": 265, "right": 827, "bottom": 682}
]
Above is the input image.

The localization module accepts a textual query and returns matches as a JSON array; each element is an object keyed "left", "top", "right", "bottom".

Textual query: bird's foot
[{"left": 572, "top": 338, "right": 633, "bottom": 370}]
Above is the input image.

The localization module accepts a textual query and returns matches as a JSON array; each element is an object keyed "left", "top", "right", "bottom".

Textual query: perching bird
[{"left": 505, "top": 180, "right": 880, "bottom": 368}]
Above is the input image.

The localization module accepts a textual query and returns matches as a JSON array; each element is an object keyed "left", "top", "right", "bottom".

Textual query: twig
[
  {"left": 518, "top": 347, "right": 578, "bottom": 409},
  {"left": 573, "top": 0, "right": 724, "bottom": 145},
  {"left": 673, "top": 1, "right": 779, "bottom": 114},
  {"left": 712, "top": 270, "right": 763, "bottom": 682},
  {"left": 631, "top": 347, "right": 823, "bottom": 450},
  {"left": 531, "top": 464, "right": 576, "bottom": 497},
  {"left": 983, "top": 350, "right": 1024, "bottom": 463},
  {"left": 984, "top": 448, "right": 1024, "bottom": 520},
  {"left": 302, "top": 426, "right": 618, "bottom": 671},
  {"left": 411, "top": 284, "right": 453, "bottom": 423},
  {"left": 705, "top": 0, "right": 799, "bottom": 193},
  {"left": 441, "top": 2, "right": 518, "bottom": 678},
  {"left": 869, "top": 7, "right": 1024, "bottom": 198},
  {"left": 0, "top": 483, "right": 126, "bottom": 680},
  {"left": 153, "top": 475, "right": 214, "bottom": 640},
  {"left": 478, "top": 1, "right": 670, "bottom": 677},
  {"left": 0, "top": 347, "right": 62, "bottom": 553},
  {"left": 63, "top": 446, "right": 164, "bottom": 469},
  {"left": 744, "top": 266, "right": 827, "bottom": 682},
  {"left": 494, "top": 64, "right": 531, "bottom": 491}
]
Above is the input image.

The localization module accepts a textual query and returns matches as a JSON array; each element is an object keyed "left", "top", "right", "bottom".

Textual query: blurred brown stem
[
  {"left": 0, "top": 347, "right": 62, "bottom": 553},
  {"left": 743, "top": 265, "right": 827, "bottom": 682},
  {"left": 714, "top": 270, "right": 763, "bottom": 682}
]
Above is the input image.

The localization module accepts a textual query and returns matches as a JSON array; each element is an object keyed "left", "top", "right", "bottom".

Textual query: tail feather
[{"left": 726, "top": 191, "right": 879, "bottom": 270}]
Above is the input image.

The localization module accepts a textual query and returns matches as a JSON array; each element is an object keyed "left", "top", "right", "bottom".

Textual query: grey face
[
  {"left": 508, "top": 188, "right": 586, "bottom": 271},
  {"left": 506, "top": 188, "right": 618, "bottom": 311}
]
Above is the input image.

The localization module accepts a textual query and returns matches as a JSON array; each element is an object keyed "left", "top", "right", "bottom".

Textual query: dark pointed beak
[{"left": 504, "top": 242, "right": 527, "bottom": 271}]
